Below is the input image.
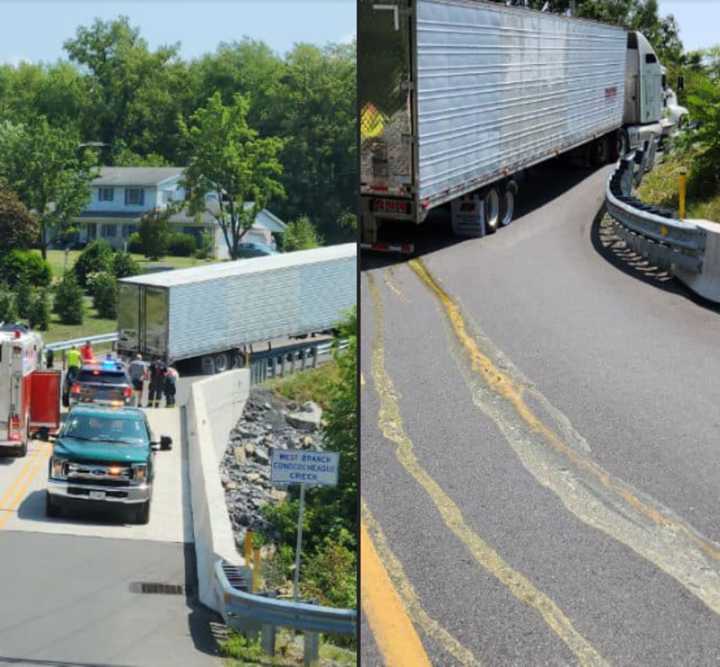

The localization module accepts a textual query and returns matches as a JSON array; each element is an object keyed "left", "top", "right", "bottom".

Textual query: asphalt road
[
  {"left": 361, "top": 161, "right": 720, "bottom": 666},
  {"left": 0, "top": 406, "right": 220, "bottom": 666}
]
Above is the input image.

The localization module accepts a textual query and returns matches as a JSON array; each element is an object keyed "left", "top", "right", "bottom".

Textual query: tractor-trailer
[
  {"left": 116, "top": 244, "right": 356, "bottom": 373},
  {"left": 359, "top": 0, "right": 666, "bottom": 247}
]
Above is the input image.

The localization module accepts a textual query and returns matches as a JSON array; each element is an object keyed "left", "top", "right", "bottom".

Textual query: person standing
[
  {"left": 128, "top": 354, "right": 148, "bottom": 407},
  {"left": 66, "top": 345, "right": 82, "bottom": 377},
  {"left": 80, "top": 340, "right": 94, "bottom": 364},
  {"left": 164, "top": 366, "right": 179, "bottom": 407},
  {"left": 147, "top": 359, "right": 166, "bottom": 408}
]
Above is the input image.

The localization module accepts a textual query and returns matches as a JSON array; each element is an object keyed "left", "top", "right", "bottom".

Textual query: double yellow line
[{"left": 0, "top": 442, "right": 52, "bottom": 530}]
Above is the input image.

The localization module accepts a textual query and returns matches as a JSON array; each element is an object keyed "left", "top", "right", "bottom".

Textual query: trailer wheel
[
  {"left": 483, "top": 187, "right": 501, "bottom": 234},
  {"left": 610, "top": 130, "right": 628, "bottom": 162},
  {"left": 500, "top": 182, "right": 517, "bottom": 227},
  {"left": 591, "top": 137, "right": 610, "bottom": 167},
  {"left": 201, "top": 355, "right": 215, "bottom": 375},
  {"left": 214, "top": 352, "right": 230, "bottom": 373}
]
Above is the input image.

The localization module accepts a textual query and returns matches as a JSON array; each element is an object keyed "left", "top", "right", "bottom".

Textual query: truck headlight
[
  {"left": 132, "top": 463, "right": 148, "bottom": 483},
  {"left": 50, "top": 458, "right": 67, "bottom": 480}
]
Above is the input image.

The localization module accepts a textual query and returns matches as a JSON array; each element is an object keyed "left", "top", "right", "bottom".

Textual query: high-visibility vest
[{"left": 67, "top": 348, "right": 82, "bottom": 369}]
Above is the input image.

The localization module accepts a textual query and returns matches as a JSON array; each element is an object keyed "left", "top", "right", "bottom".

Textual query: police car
[{"left": 67, "top": 357, "right": 134, "bottom": 408}]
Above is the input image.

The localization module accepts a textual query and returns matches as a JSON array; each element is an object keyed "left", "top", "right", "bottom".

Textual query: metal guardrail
[
  {"left": 605, "top": 156, "right": 707, "bottom": 274},
  {"left": 215, "top": 559, "right": 356, "bottom": 663},
  {"left": 249, "top": 339, "right": 349, "bottom": 385},
  {"left": 45, "top": 332, "right": 119, "bottom": 352}
]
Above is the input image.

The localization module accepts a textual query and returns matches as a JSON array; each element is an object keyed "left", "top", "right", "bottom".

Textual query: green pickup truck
[{"left": 46, "top": 405, "right": 172, "bottom": 524}]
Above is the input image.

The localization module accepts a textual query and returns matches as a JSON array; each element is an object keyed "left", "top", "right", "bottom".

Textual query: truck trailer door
[
  {"left": 117, "top": 282, "right": 140, "bottom": 355},
  {"left": 359, "top": 0, "right": 414, "bottom": 197},
  {"left": 142, "top": 287, "right": 169, "bottom": 358}
]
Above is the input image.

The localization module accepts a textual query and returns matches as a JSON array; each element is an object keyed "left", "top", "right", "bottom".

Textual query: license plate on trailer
[{"left": 89, "top": 491, "right": 106, "bottom": 500}]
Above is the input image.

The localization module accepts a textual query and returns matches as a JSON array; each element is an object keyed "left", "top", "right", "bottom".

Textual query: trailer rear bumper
[{"left": 360, "top": 242, "right": 415, "bottom": 255}]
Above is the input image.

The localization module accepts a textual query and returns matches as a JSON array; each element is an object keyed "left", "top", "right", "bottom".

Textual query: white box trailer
[
  {"left": 117, "top": 244, "right": 356, "bottom": 371},
  {"left": 359, "top": 0, "right": 665, "bottom": 246}
]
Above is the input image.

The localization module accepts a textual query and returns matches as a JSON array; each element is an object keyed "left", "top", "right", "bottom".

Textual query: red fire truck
[{"left": 0, "top": 325, "right": 62, "bottom": 457}]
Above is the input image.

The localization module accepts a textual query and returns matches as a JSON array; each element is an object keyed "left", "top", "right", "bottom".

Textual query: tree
[
  {"left": 282, "top": 216, "right": 321, "bottom": 251},
  {"left": 90, "top": 272, "right": 118, "bottom": 319},
  {"left": 179, "top": 92, "right": 284, "bottom": 259},
  {"left": 112, "top": 251, "right": 140, "bottom": 279},
  {"left": 0, "top": 186, "right": 38, "bottom": 251},
  {"left": 0, "top": 117, "right": 97, "bottom": 259},
  {"left": 54, "top": 272, "right": 84, "bottom": 325},
  {"left": 0, "top": 287, "right": 17, "bottom": 323},
  {"left": 138, "top": 206, "right": 173, "bottom": 260},
  {"left": 15, "top": 276, "right": 32, "bottom": 320},
  {"left": 73, "top": 239, "right": 114, "bottom": 288},
  {"left": 0, "top": 250, "right": 51, "bottom": 288},
  {"left": 28, "top": 289, "right": 50, "bottom": 330},
  {"left": 272, "top": 43, "right": 356, "bottom": 243}
]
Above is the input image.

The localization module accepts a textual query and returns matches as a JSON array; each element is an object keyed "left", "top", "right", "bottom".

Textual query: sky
[
  {"left": 657, "top": 1, "right": 718, "bottom": 52},
  {"left": 0, "top": 1, "right": 356, "bottom": 65}
]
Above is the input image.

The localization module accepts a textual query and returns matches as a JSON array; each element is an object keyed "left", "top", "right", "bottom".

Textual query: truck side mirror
[{"left": 160, "top": 436, "right": 173, "bottom": 450}]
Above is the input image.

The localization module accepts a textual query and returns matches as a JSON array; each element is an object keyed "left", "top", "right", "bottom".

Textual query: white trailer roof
[{"left": 119, "top": 243, "right": 356, "bottom": 288}]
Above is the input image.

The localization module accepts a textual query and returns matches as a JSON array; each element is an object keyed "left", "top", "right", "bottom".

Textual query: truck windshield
[{"left": 63, "top": 414, "right": 148, "bottom": 445}]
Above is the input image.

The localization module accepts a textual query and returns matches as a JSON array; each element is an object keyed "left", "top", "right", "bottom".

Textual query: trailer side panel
[{"left": 415, "top": 0, "right": 627, "bottom": 206}]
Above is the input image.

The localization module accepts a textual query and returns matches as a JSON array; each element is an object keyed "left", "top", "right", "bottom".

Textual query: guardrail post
[
  {"left": 261, "top": 624, "right": 276, "bottom": 657},
  {"left": 679, "top": 168, "right": 687, "bottom": 220},
  {"left": 290, "top": 351, "right": 296, "bottom": 374},
  {"left": 252, "top": 548, "right": 261, "bottom": 593},
  {"left": 312, "top": 347, "right": 318, "bottom": 369},
  {"left": 301, "top": 348, "right": 307, "bottom": 370},
  {"left": 304, "top": 632, "right": 320, "bottom": 666},
  {"left": 244, "top": 531, "right": 253, "bottom": 564}
]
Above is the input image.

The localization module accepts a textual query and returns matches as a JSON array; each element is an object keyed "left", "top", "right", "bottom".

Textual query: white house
[{"left": 69, "top": 166, "right": 286, "bottom": 257}]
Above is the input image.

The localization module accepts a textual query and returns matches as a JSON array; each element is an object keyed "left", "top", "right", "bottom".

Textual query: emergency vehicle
[{"left": 0, "top": 325, "right": 62, "bottom": 457}]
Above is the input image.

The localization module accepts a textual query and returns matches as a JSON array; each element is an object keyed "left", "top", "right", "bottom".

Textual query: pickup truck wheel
[
  {"left": 46, "top": 492, "right": 61, "bottom": 518},
  {"left": 133, "top": 501, "right": 151, "bottom": 525},
  {"left": 483, "top": 187, "right": 501, "bottom": 234}
]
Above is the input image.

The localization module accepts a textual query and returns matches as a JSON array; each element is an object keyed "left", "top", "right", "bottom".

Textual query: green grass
[
  {"left": 637, "top": 150, "right": 720, "bottom": 222},
  {"left": 219, "top": 629, "right": 356, "bottom": 667},
  {"left": 264, "top": 361, "right": 340, "bottom": 410},
  {"left": 34, "top": 249, "right": 216, "bottom": 282}
]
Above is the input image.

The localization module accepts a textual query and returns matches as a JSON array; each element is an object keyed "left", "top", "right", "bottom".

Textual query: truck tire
[
  {"left": 483, "top": 187, "right": 501, "bottom": 234},
  {"left": 201, "top": 355, "right": 215, "bottom": 375},
  {"left": 214, "top": 352, "right": 230, "bottom": 373},
  {"left": 46, "top": 492, "right": 61, "bottom": 518},
  {"left": 500, "top": 181, "right": 517, "bottom": 227},
  {"left": 591, "top": 136, "right": 610, "bottom": 167},
  {"left": 610, "top": 130, "right": 628, "bottom": 162},
  {"left": 133, "top": 501, "right": 151, "bottom": 525}
]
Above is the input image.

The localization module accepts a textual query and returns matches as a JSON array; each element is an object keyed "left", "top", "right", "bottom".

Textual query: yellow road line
[
  {"left": 361, "top": 520, "right": 433, "bottom": 667},
  {"left": 366, "top": 272, "right": 607, "bottom": 667},
  {"left": 362, "top": 501, "right": 481, "bottom": 666},
  {"left": 408, "top": 257, "right": 720, "bottom": 615},
  {"left": 0, "top": 442, "right": 51, "bottom": 529}
]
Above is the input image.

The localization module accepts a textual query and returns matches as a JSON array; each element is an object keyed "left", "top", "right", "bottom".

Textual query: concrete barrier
[
  {"left": 183, "top": 369, "right": 250, "bottom": 612},
  {"left": 674, "top": 218, "right": 720, "bottom": 302}
]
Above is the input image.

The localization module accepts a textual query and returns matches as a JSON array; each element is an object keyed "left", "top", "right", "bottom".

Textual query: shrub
[
  {"left": 54, "top": 272, "right": 84, "bottom": 325},
  {"left": 91, "top": 272, "right": 117, "bottom": 319},
  {"left": 28, "top": 289, "right": 50, "bottom": 330},
  {"left": 282, "top": 216, "right": 322, "bottom": 251},
  {"left": 15, "top": 276, "right": 32, "bottom": 319},
  {"left": 301, "top": 531, "right": 357, "bottom": 609},
  {"left": 167, "top": 232, "right": 196, "bottom": 257},
  {"left": 0, "top": 287, "right": 17, "bottom": 323},
  {"left": 127, "top": 232, "right": 143, "bottom": 254},
  {"left": 0, "top": 187, "right": 38, "bottom": 251},
  {"left": 138, "top": 208, "right": 171, "bottom": 260},
  {"left": 74, "top": 240, "right": 113, "bottom": 288},
  {"left": 194, "top": 231, "right": 214, "bottom": 259},
  {"left": 0, "top": 250, "right": 52, "bottom": 287},
  {"left": 112, "top": 251, "right": 140, "bottom": 279}
]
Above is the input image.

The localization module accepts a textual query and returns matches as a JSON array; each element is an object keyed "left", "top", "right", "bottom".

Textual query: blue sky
[
  {"left": 658, "top": 1, "right": 719, "bottom": 52},
  {"left": 0, "top": 1, "right": 356, "bottom": 65}
]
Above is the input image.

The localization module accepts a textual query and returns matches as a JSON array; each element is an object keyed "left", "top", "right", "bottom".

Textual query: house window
[
  {"left": 125, "top": 188, "right": 145, "bottom": 206},
  {"left": 98, "top": 187, "right": 114, "bottom": 202},
  {"left": 101, "top": 224, "right": 118, "bottom": 238}
]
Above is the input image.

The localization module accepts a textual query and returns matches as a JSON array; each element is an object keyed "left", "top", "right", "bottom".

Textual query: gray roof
[
  {"left": 168, "top": 204, "right": 286, "bottom": 232},
  {"left": 92, "top": 167, "right": 184, "bottom": 187},
  {"left": 119, "top": 243, "right": 356, "bottom": 288}
]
